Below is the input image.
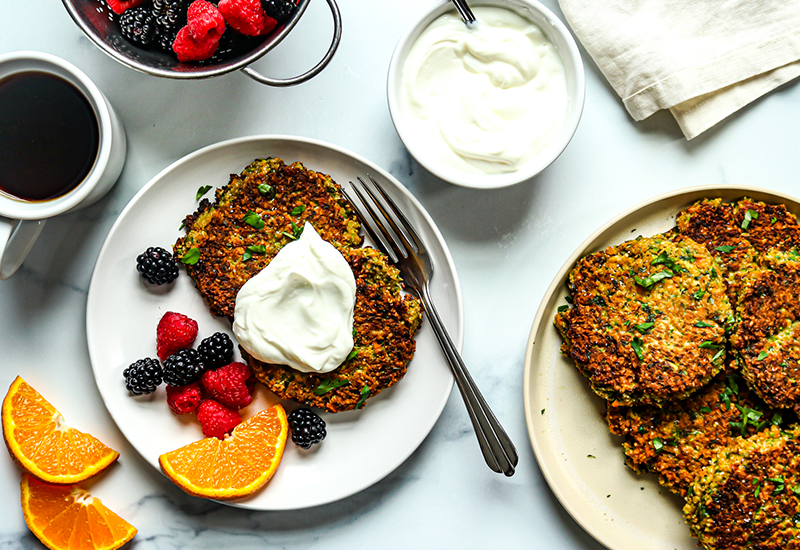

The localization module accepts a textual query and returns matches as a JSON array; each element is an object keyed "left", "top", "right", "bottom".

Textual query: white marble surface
[{"left": 2, "top": 0, "right": 800, "bottom": 549}]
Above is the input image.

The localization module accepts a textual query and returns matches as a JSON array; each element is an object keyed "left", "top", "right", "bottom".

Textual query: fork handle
[{"left": 421, "top": 284, "right": 518, "bottom": 476}]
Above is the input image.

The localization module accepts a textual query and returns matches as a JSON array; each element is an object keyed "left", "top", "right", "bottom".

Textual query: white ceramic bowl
[{"left": 387, "top": 0, "right": 585, "bottom": 189}]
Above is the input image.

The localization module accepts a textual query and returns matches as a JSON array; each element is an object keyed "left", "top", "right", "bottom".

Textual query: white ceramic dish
[
  {"left": 86, "top": 135, "right": 463, "bottom": 510},
  {"left": 387, "top": 0, "right": 585, "bottom": 189},
  {"left": 522, "top": 185, "right": 800, "bottom": 550}
]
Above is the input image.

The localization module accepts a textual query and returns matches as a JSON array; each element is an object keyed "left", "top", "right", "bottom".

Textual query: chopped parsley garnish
[
  {"left": 769, "top": 476, "right": 785, "bottom": 494},
  {"left": 634, "top": 321, "right": 654, "bottom": 334},
  {"left": 258, "top": 183, "right": 274, "bottom": 197},
  {"left": 714, "top": 244, "right": 737, "bottom": 253},
  {"left": 742, "top": 209, "right": 759, "bottom": 230},
  {"left": 731, "top": 404, "right": 764, "bottom": 436},
  {"left": 196, "top": 185, "right": 212, "bottom": 200},
  {"left": 757, "top": 350, "right": 769, "bottom": 360},
  {"left": 557, "top": 305, "right": 569, "bottom": 313},
  {"left": 541, "top": 409, "right": 545, "bottom": 415},
  {"left": 699, "top": 406, "right": 712, "bottom": 413},
  {"left": 772, "top": 217, "right": 778, "bottom": 224},
  {"left": 772, "top": 412, "right": 783, "bottom": 426},
  {"left": 712, "top": 349, "right": 725, "bottom": 363},
  {"left": 180, "top": 247, "right": 200, "bottom": 265},
  {"left": 356, "top": 385, "right": 370, "bottom": 409},
  {"left": 291, "top": 205, "right": 306, "bottom": 216},
  {"left": 792, "top": 485, "right": 800, "bottom": 496},
  {"left": 313, "top": 378, "right": 349, "bottom": 395},
  {"left": 651, "top": 251, "right": 682, "bottom": 272},
  {"left": 244, "top": 210, "right": 265, "bottom": 230},
  {"left": 699, "top": 341, "right": 722, "bottom": 350},
  {"left": 692, "top": 289, "right": 706, "bottom": 300},
  {"left": 634, "top": 270, "right": 674, "bottom": 290},
  {"left": 755, "top": 483, "right": 761, "bottom": 498},
  {"left": 565, "top": 295, "right": 574, "bottom": 304},
  {"left": 631, "top": 337, "right": 644, "bottom": 361},
  {"left": 652, "top": 438, "right": 664, "bottom": 452},
  {"left": 587, "top": 455, "right": 596, "bottom": 458},
  {"left": 694, "top": 321, "right": 713, "bottom": 328},
  {"left": 242, "top": 244, "right": 266, "bottom": 261},
  {"left": 345, "top": 347, "right": 358, "bottom": 362}
]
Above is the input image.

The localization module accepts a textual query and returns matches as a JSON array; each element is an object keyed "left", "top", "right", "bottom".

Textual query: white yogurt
[
  {"left": 232, "top": 222, "right": 356, "bottom": 374},
  {"left": 400, "top": 7, "right": 568, "bottom": 175}
]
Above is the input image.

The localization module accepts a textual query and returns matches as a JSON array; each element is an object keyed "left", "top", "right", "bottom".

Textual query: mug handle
[
  {"left": 0, "top": 217, "right": 46, "bottom": 280},
  {"left": 241, "top": 0, "right": 342, "bottom": 87}
]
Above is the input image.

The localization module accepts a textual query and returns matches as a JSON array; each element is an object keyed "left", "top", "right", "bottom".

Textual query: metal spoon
[{"left": 451, "top": 0, "right": 476, "bottom": 24}]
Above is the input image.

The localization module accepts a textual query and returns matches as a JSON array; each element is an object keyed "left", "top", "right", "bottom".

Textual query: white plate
[
  {"left": 87, "top": 135, "right": 462, "bottom": 510},
  {"left": 522, "top": 185, "right": 800, "bottom": 550}
]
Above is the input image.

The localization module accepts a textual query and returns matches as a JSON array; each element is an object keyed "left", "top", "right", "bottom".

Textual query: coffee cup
[{"left": 0, "top": 51, "right": 126, "bottom": 279}]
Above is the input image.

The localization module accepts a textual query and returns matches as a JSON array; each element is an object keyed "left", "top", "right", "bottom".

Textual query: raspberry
[
  {"left": 156, "top": 311, "right": 198, "bottom": 361},
  {"left": 196, "top": 399, "right": 241, "bottom": 439},
  {"left": 219, "top": 0, "right": 276, "bottom": 37},
  {"left": 166, "top": 382, "right": 203, "bottom": 415},
  {"left": 201, "top": 362, "right": 254, "bottom": 410},
  {"left": 187, "top": 0, "right": 226, "bottom": 38},
  {"left": 106, "top": 0, "right": 145, "bottom": 15}
]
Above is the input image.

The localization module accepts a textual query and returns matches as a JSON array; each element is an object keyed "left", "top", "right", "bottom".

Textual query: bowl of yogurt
[{"left": 387, "top": 0, "right": 585, "bottom": 189}]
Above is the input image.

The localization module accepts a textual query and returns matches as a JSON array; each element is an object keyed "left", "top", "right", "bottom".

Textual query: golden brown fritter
[
  {"left": 245, "top": 247, "right": 422, "bottom": 413},
  {"left": 684, "top": 425, "right": 800, "bottom": 550},
  {"left": 174, "top": 158, "right": 423, "bottom": 412},
  {"left": 555, "top": 233, "right": 732, "bottom": 406},
  {"left": 606, "top": 371, "right": 780, "bottom": 497},
  {"left": 676, "top": 198, "right": 760, "bottom": 307},
  {"left": 174, "top": 158, "right": 362, "bottom": 318},
  {"left": 734, "top": 198, "right": 800, "bottom": 255},
  {"left": 740, "top": 321, "right": 800, "bottom": 412}
]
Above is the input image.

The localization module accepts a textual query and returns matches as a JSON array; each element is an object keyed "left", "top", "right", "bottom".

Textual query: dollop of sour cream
[
  {"left": 233, "top": 222, "right": 357, "bottom": 374},
  {"left": 400, "top": 7, "right": 568, "bottom": 175}
]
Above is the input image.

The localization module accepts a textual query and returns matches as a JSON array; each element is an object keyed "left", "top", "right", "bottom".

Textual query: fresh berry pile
[
  {"left": 122, "top": 311, "right": 255, "bottom": 439},
  {"left": 105, "top": 0, "right": 297, "bottom": 63}
]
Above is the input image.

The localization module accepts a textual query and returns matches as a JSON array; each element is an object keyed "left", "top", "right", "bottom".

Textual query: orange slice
[
  {"left": 20, "top": 473, "right": 137, "bottom": 550},
  {"left": 2, "top": 376, "right": 119, "bottom": 484},
  {"left": 159, "top": 404, "right": 288, "bottom": 500}
]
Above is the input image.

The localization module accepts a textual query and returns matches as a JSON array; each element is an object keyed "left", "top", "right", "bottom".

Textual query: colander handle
[{"left": 241, "top": 0, "right": 341, "bottom": 87}]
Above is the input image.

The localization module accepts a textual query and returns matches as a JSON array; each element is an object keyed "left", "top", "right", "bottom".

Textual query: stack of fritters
[
  {"left": 174, "top": 158, "right": 422, "bottom": 412},
  {"left": 556, "top": 197, "right": 800, "bottom": 548}
]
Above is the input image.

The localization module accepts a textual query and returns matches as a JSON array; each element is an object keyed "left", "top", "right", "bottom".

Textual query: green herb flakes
[
  {"left": 196, "top": 185, "right": 212, "bottom": 200},
  {"left": 242, "top": 244, "right": 266, "bottom": 262},
  {"left": 634, "top": 270, "right": 674, "bottom": 290},
  {"left": 699, "top": 341, "right": 722, "bottom": 350},
  {"left": 742, "top": 209, "right": 759, "bottom": 230},
  {"left": 634, "top": 322, "right": 654, "bottom": 334},
  {"left": 694, "top": 321, "right": 713, "bottom": 328},
  {"left": 714, "top": 245, "right": 737, "bottom": 253},
  {"left": 356, "top": 385, "right": 370, "bottom": 409},
  {"left": 699, "top": 406, "right": 712, "bottom": 413},
  {"left": 557, "top": 305, "right": 569, "bottom": 313},
  {"left": 180, "top": 248, "right": 200, "bottom": 265},
  {"left": 258, "top": 183, "right": 274, "bottom": 197},
  {"left": 757, "top": 350, "right": 769, "bottom": 361},
  {"left": 693, "top": 289, "right": 706, "bottom": 300},
  {"left": 244, "top": 210, "right": 265, "bottom": 230},
  {"left": 631, "top": 337, "right": 644, "bottom": 361},
  {"left": 291, "top": 205, "right": 306, "bottom": 216},
  {"left": 313, "top": 378, "right": 349, "bottom": 395},
  {"left": 652, "top": 438, "right": 664, "bottom": 452},
  {"left": 651, "top": 251, "right": 682, "bottom": 272},
  {"left": 345, "top": 347, "right": 358, "bottom": 362}
]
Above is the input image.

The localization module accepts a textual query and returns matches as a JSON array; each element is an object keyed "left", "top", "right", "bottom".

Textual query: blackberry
[
  {"left": 287, "top": 408, "right": 326, "bottom": 449},
  {"left": 123, "top": 358, "right": 163, "bottom": 395},
  {"left": 119, "top": 7, "right": 158, "bottom": 47},
  {"left": 151, "top": 0, "right": 188, "bottom": 52},
  {"left": 262, "top": 0, "right": 296, "bottom": 22},
  {"left": 198, "top": 332, "right": 234, "bottom": 369},
  {"left": 206, "top": 30, "right": 263, "bottom": 65},
  {"left": 136, "top": 246, "right": 179, "bottom": 285},
  {"left": 163, "top": 349, "right": 206, "bottom": 386}
]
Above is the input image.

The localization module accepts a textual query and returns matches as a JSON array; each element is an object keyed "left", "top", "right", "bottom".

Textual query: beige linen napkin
[{"left": 558, "top": 0, "right": 800, "bottom": 139}]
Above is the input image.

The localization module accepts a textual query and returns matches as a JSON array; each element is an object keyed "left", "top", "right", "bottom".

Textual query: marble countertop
[{"left": 2, "top": 0, "right": 800, "bottom": 548}]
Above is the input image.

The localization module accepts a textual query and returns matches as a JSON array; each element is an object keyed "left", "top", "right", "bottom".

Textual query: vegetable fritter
[
  {"left": 606, "top": 371, "right": 781, "bottom": 497},
  {"left": 555, "top": 233, "right": 732, "bottom": 406},
  {"left": 740, "top": 321, "right": 800, "bottom": 412},
  {"left": 245, "top": 247, "right": 422, "bottom": 413},
  {"left": 174, "top": 158, "right": 362, "bottom": 318},
  {"left": 684, "top": 425, "right": 800, "bottom": 550},
  {"left": 174, "top": 158, "right": 423, "bottom": 412}
]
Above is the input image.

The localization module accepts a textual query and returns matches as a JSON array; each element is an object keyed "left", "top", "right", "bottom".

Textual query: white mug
[{"left": 0, "top": 51, "right": 126, "bottom": 279}]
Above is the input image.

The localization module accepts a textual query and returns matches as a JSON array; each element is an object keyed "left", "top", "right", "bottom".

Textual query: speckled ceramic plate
[
  {"left": 87, "top": 135, "right": 462, "bottom": 510},
  {"left": 522, "top": 185, "right": 800, "bottom": 550}
]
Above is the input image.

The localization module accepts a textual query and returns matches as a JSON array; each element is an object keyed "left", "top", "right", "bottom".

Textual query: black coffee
[{"left": 0, "top": 71, "right": 100, "bottom": 202}]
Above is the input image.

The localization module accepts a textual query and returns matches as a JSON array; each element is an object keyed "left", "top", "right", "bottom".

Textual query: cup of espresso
[{"left": 0, "top": 51, "right": 126, "bottom": 279}]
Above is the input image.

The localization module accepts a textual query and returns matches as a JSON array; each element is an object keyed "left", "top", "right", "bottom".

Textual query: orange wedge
[
  {"left": 159, "top": 404, "right": 288, "bottom": 500},
  {"left": 2, "top": 376, "right": 119, "bottom": 484},
  {"left": 20, "top": 473, "right": 137, "bottom": 550}
]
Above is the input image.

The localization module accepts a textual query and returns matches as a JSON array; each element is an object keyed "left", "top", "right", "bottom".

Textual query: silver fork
[{"left": 345, "top": 176, "right": 518, "bottom": 477}]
